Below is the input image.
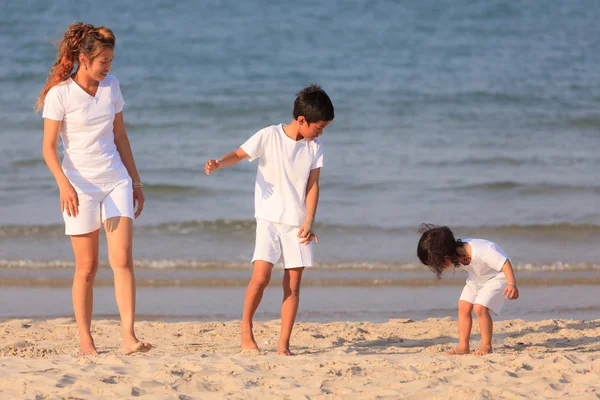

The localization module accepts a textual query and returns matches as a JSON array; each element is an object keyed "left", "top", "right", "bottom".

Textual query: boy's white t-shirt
[
  {"left": 241, "top": 124, "right": 323, "bottom": 227},
  {"left": 42, "top": 74, "right": 129, "bottom": 184},
  {"left": 458, "top": 238, "right": 509, "bottom": 284}
]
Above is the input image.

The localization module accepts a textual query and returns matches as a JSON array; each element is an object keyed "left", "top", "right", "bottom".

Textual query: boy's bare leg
[
  {"left": 241, "top": 260, "right": 273, "bottom": 351},
  {"left": 71, "top": 230, "right": 100, "bottom": 355},
  {"left": 447, "top": 300, "right": 473, "bottom": 355},
  {"left": 278, "top": 267, "right": 304, "bottom": 356},
  {"left": 473, "top": 304, "right": 493, "bottom": 355}
]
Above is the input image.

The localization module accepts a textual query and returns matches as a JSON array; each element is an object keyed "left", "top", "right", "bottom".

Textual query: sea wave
[
  {"left": 0, "top": 259, "right": 598, "bottom": 272},
  {"left": 2, "top": 221, "right": 600, "bottom": 238}
]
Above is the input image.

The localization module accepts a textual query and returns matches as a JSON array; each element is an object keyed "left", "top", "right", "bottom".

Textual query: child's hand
[
  {"left": 503, "top": 283, "right": 519, "bottom": 300},
  {"left": 298, "top": 222, "right": 319, "bottom": 245},
  {"left": 205, "top": 159, "right": 221, "bottom": 175}
]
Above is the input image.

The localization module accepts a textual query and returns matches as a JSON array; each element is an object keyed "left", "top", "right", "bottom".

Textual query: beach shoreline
[{"left": 0, "top": 317, "right": 598, "bottom": 398}]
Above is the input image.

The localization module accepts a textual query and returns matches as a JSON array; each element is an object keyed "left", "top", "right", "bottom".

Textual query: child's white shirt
[
  {"left": 241, "top": 124, "right": 323, "bottom": 227},
  {"left": 458, "top": 238, "right": 509, "bottom": 284},
  {"left": 42, "top": 74, "right": 128, "bottom": 184}
]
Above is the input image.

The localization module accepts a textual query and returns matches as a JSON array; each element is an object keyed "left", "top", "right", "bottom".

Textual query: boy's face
[{"left": 298, "top": 117, "right": 330, "bottom": 141}]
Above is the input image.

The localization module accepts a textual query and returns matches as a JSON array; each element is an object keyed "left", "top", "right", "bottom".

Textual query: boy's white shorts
[
  {"left": 63, "top": 178, "right": 134, "bottom": 236},
  {"left": 459, "top": 273, "right": 507, "bottom": 315},
  {"left": 252, "top": 219, "right": 314, "bottom": 269}
]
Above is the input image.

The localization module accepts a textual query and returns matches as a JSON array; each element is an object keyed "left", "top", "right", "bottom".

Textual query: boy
[{"left": 205, "top": 85, "right": 334, "bottom": 355}]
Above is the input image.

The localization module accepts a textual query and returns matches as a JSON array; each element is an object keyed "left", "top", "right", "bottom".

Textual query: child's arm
[
  {"left": 205, "top": 148, "right": 248, "bottom": 175},
  {"left": 298, "top": 168, "right": 320, "bottom": 244},
  {"left": 501, "top": 260, "right": 519, "bottom": 299}
]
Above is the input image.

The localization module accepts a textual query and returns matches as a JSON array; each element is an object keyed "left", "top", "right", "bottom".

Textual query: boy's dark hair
[
  {"left": 417, "top": 224, "right": 462, "bottom": 279},
  {"left": 293, "top": 84, "right": 334, "bottom": 124}
]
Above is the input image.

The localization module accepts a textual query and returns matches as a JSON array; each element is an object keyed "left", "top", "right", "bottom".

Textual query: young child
[
  {"left": 204, "top": 85, "right": 334, "bottom": 355},
  {"left": 417, "top": 224, "right": 519, "bottom": 355}
]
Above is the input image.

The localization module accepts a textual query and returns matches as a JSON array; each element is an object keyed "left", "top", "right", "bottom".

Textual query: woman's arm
[
  {"left": 113, "top": 111, "right": 144, "bottom": 218},
  {"left": 42, "top": 118, "right": 79, "bottom": 217}
]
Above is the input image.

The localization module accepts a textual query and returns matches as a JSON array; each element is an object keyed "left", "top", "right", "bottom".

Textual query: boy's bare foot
[
  {"left": 79, "top": 341, "right": 99, "bottom": 356},
  {"left": 122, "top": 340, "right": 152, "bottom": 355},
  {"left": 446, "top": 346, "right": 470, "bottom": 355},
  {"left": 241, "top": 323, "right": 259, "bottom": 351},
  {"left": 473, "top": 346, "right": 492, "bottom": 356}
]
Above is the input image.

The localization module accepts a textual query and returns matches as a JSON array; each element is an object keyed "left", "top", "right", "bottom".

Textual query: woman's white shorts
[
  {"left": 459, "top": 273, "right": 508, "bottom": 315},
  {"left": 63, "top": 178, "right": 133, "bottom": 235},
  {"left": 252, "top": 219, "right": 314, "bottom": 269}
]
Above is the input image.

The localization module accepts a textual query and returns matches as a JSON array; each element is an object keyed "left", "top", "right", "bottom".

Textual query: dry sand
[{"left": 0, "top": 317, "right": 599, "bottom": 399}]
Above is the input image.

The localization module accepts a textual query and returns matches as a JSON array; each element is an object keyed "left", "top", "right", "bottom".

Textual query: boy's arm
[
  {"left": 205, "top": 147, "right": 248, "bottom": 175},
  {"left": 298, "top": 168, "right": 320, "bottom": 244},
  {"left": 501, "top": 260, "right": 519, "bottom": 300}
]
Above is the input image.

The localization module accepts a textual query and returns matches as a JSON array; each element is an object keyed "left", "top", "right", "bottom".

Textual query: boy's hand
[
  {"left": 503, "top": 284, "right": 519, "bottom": 300},
  {"left": 298, "top": 221, "right": 319, "bottom": 245},
  {"left": 205, "top": 159, "right": 221, "bottom": 175}
]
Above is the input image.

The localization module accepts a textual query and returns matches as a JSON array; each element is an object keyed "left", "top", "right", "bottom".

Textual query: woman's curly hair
[{"left": 417, "top": 223, "right": 462, "bottom": 278}]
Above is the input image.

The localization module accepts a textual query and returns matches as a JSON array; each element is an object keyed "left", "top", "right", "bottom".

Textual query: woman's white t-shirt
[
  {"left": 458, "top": 238, "right": 509, "bottom": 283},
  {"left": 241, "top": 124, "right": 323, "bottom": 227},
  {"left": 42, "top": 74, "right": 129, "bottom": 184}
]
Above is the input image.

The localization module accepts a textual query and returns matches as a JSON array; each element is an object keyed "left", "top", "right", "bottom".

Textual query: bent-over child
[
  {"left": 417, "top": 224, "right": 519, "bottom": 355},
  {"left": 205, "top": 85, "right": 334, "bottom": 355}
]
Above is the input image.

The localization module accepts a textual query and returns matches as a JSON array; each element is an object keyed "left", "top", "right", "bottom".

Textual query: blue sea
[{"left": 1, "top": 0, "right": 599, "bottom": 321}]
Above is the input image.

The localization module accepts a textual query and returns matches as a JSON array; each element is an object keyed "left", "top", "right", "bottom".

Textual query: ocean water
[{"left": 1, "top": 0, "right": 599, "bottom": 320}]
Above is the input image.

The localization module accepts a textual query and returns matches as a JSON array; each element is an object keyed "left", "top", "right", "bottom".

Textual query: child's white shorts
[
  {"left": 63, "top": 178, "right": 133, "bottom": 236},
  {"left": 459, "top": 273, "right": 507, "bottom": 315},
  {"left": 252, "top": 219, "right": 314, "bottom": 269}
]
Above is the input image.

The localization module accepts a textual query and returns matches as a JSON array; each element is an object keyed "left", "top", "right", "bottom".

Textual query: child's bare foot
[
  {"left": 446, "top": 346, "right": 470, "bottom": 355},
  {"left": 473, "top": 346, "right": 492, "bottom": 356},
  {"left": 122, "top": 339, "right": 152, "bottom": 355},
  {"left": 241, "top": 323, "right": 259, "bottom": 351},
  {"left": 79, "top": 340, "right": 99, "bottom": 356}
]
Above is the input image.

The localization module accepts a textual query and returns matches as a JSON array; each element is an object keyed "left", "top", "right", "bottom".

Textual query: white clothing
[
  {"left": 457, "top": 238, "right": 510, "bottom": 315},
  {"left": 42, "top": 74, "right": 129, "bottom": 184},
  {"left": 63, "top": 177, "right": 134, "bottom": 235},
  {"left": 459, "top": 238, "right": 508, "bottom": 284},
  {"left": 252, "top": 219, "right": 314, "bottom": 268},
  {"left": 459, "top": 273, "right": 508, "bottom": 315},
  {"left": 241, "top": 124, "right": 323, "bottom": 227}
]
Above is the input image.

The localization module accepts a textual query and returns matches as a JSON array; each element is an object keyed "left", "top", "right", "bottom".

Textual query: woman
[{"left": 37, "top": 22, "right": 150, "bottom": 355}]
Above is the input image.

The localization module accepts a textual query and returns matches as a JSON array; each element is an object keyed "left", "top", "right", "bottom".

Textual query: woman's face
[{"left": 83, "top": 48, "right": 113, "bottom": 82}]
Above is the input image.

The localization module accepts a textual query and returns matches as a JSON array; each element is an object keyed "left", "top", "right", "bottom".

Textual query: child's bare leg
[
  {"left": 473, "top": 304, "right": 493, "bottom": 355},
  {"left": 278, "top": 267, "right": 304, "bottom": 356},
  {"left": 241, "top": 261, "right": 273, "bottom": 351},
  {"left": 447, "top": 300, "right": 473, "bottom": 355}
]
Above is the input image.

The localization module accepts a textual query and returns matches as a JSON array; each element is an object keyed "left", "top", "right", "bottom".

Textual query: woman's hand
[
  {"left": 59, "top": 182, "right": 79, "bottom": 217},
  {"left": 133, "top": 186, "right": 145, "bottom": 218}
]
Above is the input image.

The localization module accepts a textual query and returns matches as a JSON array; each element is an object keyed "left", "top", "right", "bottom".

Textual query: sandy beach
[{"left": 0, "top": 317, "right": 598, "bottom": 399}]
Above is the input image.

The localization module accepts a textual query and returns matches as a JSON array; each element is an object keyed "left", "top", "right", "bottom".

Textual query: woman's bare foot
[
  {"left": 241, "top": 323, "right": 259, "bottom": 351},
  {"left": 122, "top": 339, "right": 152, "bottom": 355},
  {"left": 277, "top": 347, "right": 293, "bottom": 356},
  {"left": 79, "top": 340, "right": 99, "bottom": 356},
  {"left": 278, "top": 339, "right": 293, "bottom": 356},
  {"left": 473, "top": 346, "right": 492, "bottom": 356},
  {"left": 446, "top": 346, "right": 470, "bottom": 355}
]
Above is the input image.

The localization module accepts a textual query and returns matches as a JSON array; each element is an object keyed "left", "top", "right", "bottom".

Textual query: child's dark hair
[
  {"left": 417, "top": 223, "right": 462, "bottom": 278},
  {"left": 293, "top": 84, "right": 335, "bottom": 124}
]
